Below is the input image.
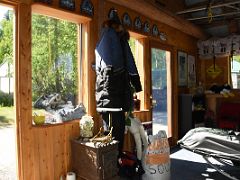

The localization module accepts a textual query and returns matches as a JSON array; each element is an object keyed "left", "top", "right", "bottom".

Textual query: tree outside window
[{"left": 32, "top": 13, "right": 81, "bottom": 124}]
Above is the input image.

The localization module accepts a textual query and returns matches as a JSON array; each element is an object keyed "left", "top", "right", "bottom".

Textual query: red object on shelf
[{"left": 217, "top": 102, "right": 240, "bottom": 130}]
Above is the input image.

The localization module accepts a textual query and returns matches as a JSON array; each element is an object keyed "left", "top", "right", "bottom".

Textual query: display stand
[
  {"left": 71, "top": 139, "right": 119, "bottom": 180},
  {"left": 96, "top": 107, "right": 123, "bottom": 131}
]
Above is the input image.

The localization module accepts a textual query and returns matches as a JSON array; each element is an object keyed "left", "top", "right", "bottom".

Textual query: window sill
[
  {"left": 133, "top": 109, "right": 150, "bottom": 113},
  {"left": 32, "top": 119, "right": 79, "bottom": 128}
]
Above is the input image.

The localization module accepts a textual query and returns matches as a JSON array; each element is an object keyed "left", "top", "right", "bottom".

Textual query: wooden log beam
[
  {"left": 107, "top": 0, "right": 207, "bottom": 39},
  {"left": 16, "top": 3, "right": 34, "bottom": 180}
]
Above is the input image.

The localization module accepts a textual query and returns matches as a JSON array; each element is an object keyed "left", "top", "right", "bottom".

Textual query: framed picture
[
  {"left": 134, "top": 17, "right": 142, "bottom": 30},
  {"left": 152, "top": 24, "right": 159, "bottom": 36},
  {"left": 143, "top": 21, "right": 150, "bottom": 33},
  {"left": 122, "top": 13, "right": 132, "bottom": 27},
  {"left": 80, "top": 0, "right": 94, "bottom": 16},
  {"left": 187, "top": 55, "right": 196, "bottom": 87},
  {"left": 59, "top": 0, "right": 75, "bottom": 11},
  {"left": 178, "top": 51, "right": 188, "bottom": 86}
]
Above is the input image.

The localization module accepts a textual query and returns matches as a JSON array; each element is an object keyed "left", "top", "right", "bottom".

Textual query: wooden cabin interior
[{"left": 0, "top": 0, "right": 240, "bottom": 179}]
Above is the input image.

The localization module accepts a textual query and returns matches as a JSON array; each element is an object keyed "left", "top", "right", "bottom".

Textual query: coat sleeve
[
  {"left": 95, "top": 28, "right": 113, "bottom": 70},
  {"left": 95, "top": 27, "right": 125, "bottom": 71},
  {"left": 124, "top": 40, "right": 142, "bottom": 92}
]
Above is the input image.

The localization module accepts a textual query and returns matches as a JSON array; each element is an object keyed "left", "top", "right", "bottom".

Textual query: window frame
[
  {"left": 31, "top": 4, "right": 91, "bottom": 125},
  {"left": 230, "top": 55, "right": 240, "bottom": 89},
  {"left": 129, "top": 31, "right": 147, "bottom": 111}
]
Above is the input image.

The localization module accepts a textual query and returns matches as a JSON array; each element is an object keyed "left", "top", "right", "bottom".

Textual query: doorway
[
  {"left": 0, "top": 4, "right": 17, "bottom": 180},
  {"left": 151, "top": 47, "right": 172, "bottom": 137}
]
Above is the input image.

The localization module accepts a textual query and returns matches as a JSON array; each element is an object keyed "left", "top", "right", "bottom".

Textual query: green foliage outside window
[
  {"left": 31, "top": 14, "right": 78, "bottom": 102},
  {"left": 0, "top": 10, "right": 13, "bottom": 66},
  {"left": 129, "top": 37, "right": 136, "bottom": 60},
  {"left": 151, "top": 48, "right": 167, "bottom": 89},
  {"left": 0, "top": 12, "right": 79, "bottom": 103}
]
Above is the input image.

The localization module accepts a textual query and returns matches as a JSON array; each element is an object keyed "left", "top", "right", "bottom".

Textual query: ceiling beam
[
  {"left": 184, "top": 0, "right": 208, "bottom": 9},
  {"left": 187, "top": 11, "right": 240, "bottom": 21},
  {"left": 176, "top": 0, "right": 240, "bottom": 15},
  {"left": 226, "top": 5, "right": 240, "bottom": 11},
  {"left": 194, "top": 19, "right": 228, "bottom": 26},
  {"left": 107, "top": 0, "right": 207, "bottom": 39}
]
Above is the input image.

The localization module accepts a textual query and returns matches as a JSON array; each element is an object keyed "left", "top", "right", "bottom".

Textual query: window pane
[
  {"left": 31, "top": 13, "right": 80, "bottom": 124},
  {"left": 151, "top": 48, "right": 171, "bottom": 137},
  {"left": 231, "top": 56, "right": 240, "bottom": 89},
  {"left": 129, "top": 37, "right": 136, "bottom": 60},
  {"left": 129, "top": 37, "right": 144, "bottom": 110}
]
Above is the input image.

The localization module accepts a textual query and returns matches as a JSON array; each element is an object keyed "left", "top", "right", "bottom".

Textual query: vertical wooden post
[
  {"left": 16, "top": 2, "right": 34, "bottom": 180},
  {"left": 140, "top": 38, "right": 151, "bottom": 111},
  {"left": 172, "top": 47, "right": 179, "bottom": 145}
]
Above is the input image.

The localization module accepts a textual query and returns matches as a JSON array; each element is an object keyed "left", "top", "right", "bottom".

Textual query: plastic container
[
  {"left": 79, "top": 115, "right": 94, "bottom": 138},
  {"left": 33, "top": 115, "right": 45, "bottom": 125}
]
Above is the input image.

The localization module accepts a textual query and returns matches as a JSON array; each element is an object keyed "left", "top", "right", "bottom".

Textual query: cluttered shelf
[
  {"left": 205, "top": 91, "right": 240, "bottom": 115},
  {"left": 205, "top": 91, "right": 240, "bottom": 130},
  {"left": 32, "top": 93, "right": 86, "bottom": 126}
]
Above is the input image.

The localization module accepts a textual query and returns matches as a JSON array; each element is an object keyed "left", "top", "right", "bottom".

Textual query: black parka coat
[{"left": 95, "top": 27, "right": 142, "bottom": 112}]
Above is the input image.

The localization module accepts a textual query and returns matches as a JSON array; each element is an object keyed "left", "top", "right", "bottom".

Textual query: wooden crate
[{"left": 71, "top": 139, "right": 119, "bottom": 180}]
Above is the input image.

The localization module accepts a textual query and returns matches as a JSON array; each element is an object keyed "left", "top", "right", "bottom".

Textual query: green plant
[
  {"left": 0, "top": 91, "right": 13, "bottom": 106},
  {"left": 0, "top": 106, "right": 15, "bottom": 126}
]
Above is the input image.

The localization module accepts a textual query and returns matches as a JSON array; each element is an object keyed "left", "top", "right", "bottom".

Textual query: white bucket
[
  {"left": 142, "top": 130, "right": 171, "bottom": 180},
  {"left": 66, "top": 172, "right": 76, "bottom": 180}
]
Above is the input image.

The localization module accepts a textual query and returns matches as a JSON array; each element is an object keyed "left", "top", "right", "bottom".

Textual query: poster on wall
[
  {"left": 187, "top": 55, "right": 196, "bottom": 87},
  {"left": 178, "top": 51, "right": 188, "bottom": 86}
]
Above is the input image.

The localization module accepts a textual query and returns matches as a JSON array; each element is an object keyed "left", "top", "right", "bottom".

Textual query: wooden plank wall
[
  {"left": 1, "top": 0, "right": 201, "bottom": 179},
  {"left": 32, "top": 123, "right": 80, "bottom": 180},
  {"left": 11, "top": 0, "right": 99, "bottom": 179}
]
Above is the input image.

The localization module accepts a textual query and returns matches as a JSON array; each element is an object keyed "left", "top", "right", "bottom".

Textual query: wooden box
[{"left": 71, "top": 139, "right": 119, "bottom": 180}]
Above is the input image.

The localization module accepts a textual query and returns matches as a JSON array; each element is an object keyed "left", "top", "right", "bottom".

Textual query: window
[
  {"left": 231, "top": 56, "right": 240, "bottom": 89},
  {"left": 0, "top": 7, "right": 14, "bottom": 95},
  {"left": 129, "top": 36, "right": 145, "bottom": 110},
  {"left": 151, "top": 48, "right": 172, "bottom": 136},
  {"left": 129, "top": 37, "right": 137, "bottom": 60},
  {"left": 31, "top": 13, "right": 82, "bottom": 124}
]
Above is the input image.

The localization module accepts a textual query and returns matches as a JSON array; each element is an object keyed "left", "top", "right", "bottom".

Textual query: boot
[{"left": 136, "top": 159, "right": 145, "bottom": 175}]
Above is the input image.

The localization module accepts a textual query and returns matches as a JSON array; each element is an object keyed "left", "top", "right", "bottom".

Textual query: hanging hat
[{"left": 108, "top": 8, "right": 121, "bottom": 25}]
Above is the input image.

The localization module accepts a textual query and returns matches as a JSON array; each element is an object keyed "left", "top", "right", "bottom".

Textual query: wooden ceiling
[{"left": 148, "top": 0, "right": 240, "bottom": 38}]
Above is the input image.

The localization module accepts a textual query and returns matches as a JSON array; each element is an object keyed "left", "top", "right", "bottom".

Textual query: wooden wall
[
  {"left": 147, "top": 0, "right": 185, "bottom": 13},
  {"left": 6, "top": 0, "right": 99, "bottom": 179},
  {"left": 104, "top": 1, "right": 199, "bottom": 145},
  {"left": 0, "top": 0, "right": 202, "bottom": 179}
]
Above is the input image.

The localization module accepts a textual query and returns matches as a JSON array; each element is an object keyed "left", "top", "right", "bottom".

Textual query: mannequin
[
  {"left": 95, "top": 9, "right": 142, "bottom": 155},
  {"left": 125, "top": 116, "right": 148, "bottom": 160}
]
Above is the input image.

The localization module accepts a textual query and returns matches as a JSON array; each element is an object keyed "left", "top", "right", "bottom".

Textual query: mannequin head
[{"left": 102, "top": 8, "right": 124, "bottom": 32}]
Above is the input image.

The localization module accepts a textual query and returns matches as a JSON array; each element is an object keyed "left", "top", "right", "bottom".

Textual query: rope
[{"left": 207, "top": 2, "right": 213, "bottom": 23}]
